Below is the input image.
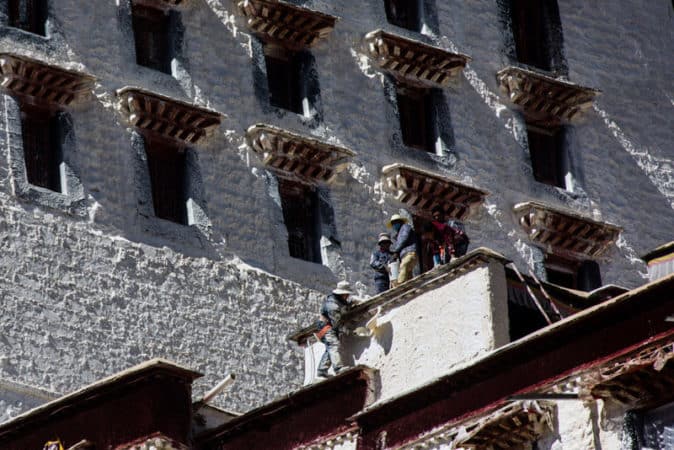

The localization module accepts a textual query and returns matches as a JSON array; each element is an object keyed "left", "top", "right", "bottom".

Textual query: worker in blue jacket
[{"left": 316, "top": 281, "right": 353, "bottom": 378}]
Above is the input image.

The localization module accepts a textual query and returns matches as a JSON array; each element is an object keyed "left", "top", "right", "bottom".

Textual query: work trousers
[
  {"left": 398, "top": 251, "right": 418, "bottom": 285},
  {"left": 374, "top": 278, "right": 390, "bottom": 294},
  {"left": 455, "top": 240, "right": 469, "bottom": 257},
  {"left": 317, "top": 329, "right": 342, "bottom": 376}
]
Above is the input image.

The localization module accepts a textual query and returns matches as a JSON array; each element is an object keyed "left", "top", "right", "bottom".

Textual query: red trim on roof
[{"left": 355, "top": 275, "right": 674, "bottom": 449}]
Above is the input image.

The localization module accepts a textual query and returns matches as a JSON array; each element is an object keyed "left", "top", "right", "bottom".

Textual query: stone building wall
[{"left": 0, "top": 0, "right": 672, "bottom": 413}]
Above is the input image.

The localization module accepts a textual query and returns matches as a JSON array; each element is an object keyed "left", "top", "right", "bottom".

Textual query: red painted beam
[{"left": 356, "top": 275, "right": 674, "bottom": 449}]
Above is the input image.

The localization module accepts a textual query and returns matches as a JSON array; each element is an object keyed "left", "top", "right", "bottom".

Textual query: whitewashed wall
[{"left": 0, "top": 0, "right": 672, "bottom": 415}]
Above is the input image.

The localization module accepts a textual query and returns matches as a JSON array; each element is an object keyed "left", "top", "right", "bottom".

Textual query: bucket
[{"left": 388, "top": 260, "right": 400, "bottom": 280}]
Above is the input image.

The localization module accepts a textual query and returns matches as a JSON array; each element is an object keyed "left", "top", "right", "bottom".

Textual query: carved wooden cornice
[
  {"left": 535, "top": 338, "right": 674, "bottom": 409},
  {"left": 497, "top": 66, "right": 600, "bottom": 126},
  {"left": 400, "top": 401, "right": 554, "bottom": 450},
  {"left": 117, "top": 87, "right": 222, "bottom": 145},
  {"left": 363, "top": 30, "right": 470, "bottom": 88},
  {"left": 246, "top": 124, "right": 356, "bottom": 184},
  {"left": 0, "top": 53, "right": 95, "bottom": 106},
  {"left": 513, "top": 201, "right": 621, "bottom": 259},
  {"left": 382, "top": 164, "right": 488, "bottom": 220},
  {"left": 237, "top": 0, "right": 338, "bottom": 50}
]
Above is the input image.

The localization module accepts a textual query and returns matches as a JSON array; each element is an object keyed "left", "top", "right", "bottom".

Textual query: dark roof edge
[
  {"left": 195, "top": 366, "right": 376, "bottom": 443},
  {"left": 642, "top": 241, "right": 674, "bottom": 263},
  {"left": 0, "top": 358, "right": 201, "bottom": 437}
]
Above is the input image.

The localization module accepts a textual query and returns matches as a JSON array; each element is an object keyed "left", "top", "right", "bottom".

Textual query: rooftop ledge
[
  {"left": 363, "top": 29, "right": 470, "bottom": 88},
  {"left": 246, "top": 123, "right": 356, "bottom": 184},
  {"left": 0, "top": 53, "right": 96, "bottom": 106},
  {"left": 351, "top": 273, "right": 674, "bottom": 448},
  {"left": 382, "top": 163, "right": 488, "bottom": 220},
  {"left": 288, "top": 248, "right": 510, "bottom": 345},
  {"left": 514, "top": 201, "right": 622, "bottom": 259},
  {"left": 496, "top": 66, "right": 601, "bottom": 126},
  {"left": 0, "top": 358, "right": 201, "bottom": 439},
  {"left": 237, "top": 0, "right": 338, "bottom": 50},
  {"left": 117, "top": 87, "right": 223, "bottom": 145}
]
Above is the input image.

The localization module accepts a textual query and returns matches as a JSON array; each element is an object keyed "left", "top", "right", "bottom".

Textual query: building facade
[{"left": 0, "top": 0, "right": 672, "bottom": 420}]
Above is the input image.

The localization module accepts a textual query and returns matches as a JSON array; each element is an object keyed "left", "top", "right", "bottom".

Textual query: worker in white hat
[
  {"left": 315, "top": 280, "right": 353, "bottom": 377},
  {"left": 370, "top": 232, "right": 393, "bottom": 294},
  {"left": 387, "top": 213, "right": 418, "bottom": 286}
]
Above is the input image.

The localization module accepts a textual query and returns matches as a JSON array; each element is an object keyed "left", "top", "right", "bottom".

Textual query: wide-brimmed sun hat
[
  {"left": 332, "top": 280, "right": 354, "bottom": 295},
  {"left": 377, "top": 233, "right": 392, "bottom": 244},
  {"left": 386, "top": 214, "right": 408, "bottom": 228}
]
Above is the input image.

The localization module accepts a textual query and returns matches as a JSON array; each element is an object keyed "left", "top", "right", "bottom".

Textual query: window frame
[
  {"left": 8, "top": 0, "right": 48, "bottom": 36},
  {"left": 509, "top": 0, "right": 563, "bottom": 72},
  {"left": 384, "top": 0, "right": 422, "bottom": 32},
  {"left": 526, "top": 123, "right": 566, "bottom": 189},
  {"left": 396, "top": 85, "right": 437, "bottom": 154},
  {"left": 143, "top": 136, "right": 188, "bottom": 225},
  {"left": 131, "top": 2, "right": 173, "bottom": 74},
  {"left": 543, "top": 254, "right": 602, "bottom": 292},
  {"left": 263, "top": 45, "right": 306, "bottom": 115},
  {"left": 277, "top": 177, "right": 322, "bottom": 264},
  {"left": 18, "top": 102, "right": 63, "bottom": 193}
]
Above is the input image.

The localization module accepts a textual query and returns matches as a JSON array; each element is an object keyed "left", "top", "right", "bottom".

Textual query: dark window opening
[
  {"left": 384, "top": 0, "right": 421, "bottom": 31},
  {"left": 506, "top": 271, "right": 558, "bottom": 341},
  {"left": 545, "top": 265, "right": 575, "bottom": 289},
  {"left": 145, "top": 138, "right": 187, "bottom": 224},
  {"left": 132, "top": 3, "right": 172, "bottom": 73},
  {"left": 527, "top": 125, "right": 566, "bottom": 188},
  {"left": 278, "top": 178, "right": 321, "bottom": 263},
  {"left": 20, "top": 105, "right": 61, "bottom": 192},
  {"left": 508, "top": 297, "right": 550, "bottom": 341},
  {"left": 8, "top": 0, "right": 48, "bottom": 35},
  {"left": 544, "top": 255, "right": 602, "bottom": 292},
  {"left": 264, "top": 46, "right": 304, "bottom": 114},
  {"left": 397, "top": 87, "right": 436, "bottom": 153},
  {"left": 509, "top": 0, "right": 561, "bottom": 71}
]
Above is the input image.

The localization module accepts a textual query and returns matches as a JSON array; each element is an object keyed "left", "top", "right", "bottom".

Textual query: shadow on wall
[{"left": 346, "top": 321, "right": 394, "bottom": 366}]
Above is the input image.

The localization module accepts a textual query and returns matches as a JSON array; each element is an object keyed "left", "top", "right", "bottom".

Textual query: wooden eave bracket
[
  {"left": 363, "top": 29, "right": 470, "bottom": 88},
  {"left": 381, "top": 163, "right": 488, "bottom": 220},
  {"left": 496, "top": 66, "right": 601, "bottom": 126},
  {"left": 537, "top": 339, "right": 674, "bottom": 406},
  {"left": 117, "top": 87, "right": 223, "bottom": 145},
  {"left": 0, "top": 53, "right": 96, "bottom": 106},
  {"left": 246, "top": 123, "right": 356, "bottom": 184},
  {"left": 400, "top": 401, "right": 554, "bottom": 450},
  {"left": 513, "top": 201, "right": 621, "bottom": 259},
  {"left": 237, "top": 0, "right": 338, "bottom": 50}
]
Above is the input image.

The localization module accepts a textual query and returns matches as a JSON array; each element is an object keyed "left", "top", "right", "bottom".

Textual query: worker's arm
[
  {"left": 370, "top": 251, "right": 387, "bottom": 272},
  {"left": 390, "top": 225, "right": 410, "bottom": 254}
]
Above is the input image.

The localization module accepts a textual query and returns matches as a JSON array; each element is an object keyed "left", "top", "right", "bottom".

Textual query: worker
[
  {"left": 316, "top": 280, "right": 354, "bottom": 378},
  {"left": 430, "top": 206, "right": 470, "bottom": 264},
  {"left": 370, "top": 232, "right": 393, "bottom": 294},
  {"left": 387, "top": 214, "right": 418, "bottom": 286}
]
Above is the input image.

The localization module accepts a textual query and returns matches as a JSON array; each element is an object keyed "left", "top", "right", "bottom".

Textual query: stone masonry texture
[{"left": 0, "top": 0, "right": 672, "bottom": 414}]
